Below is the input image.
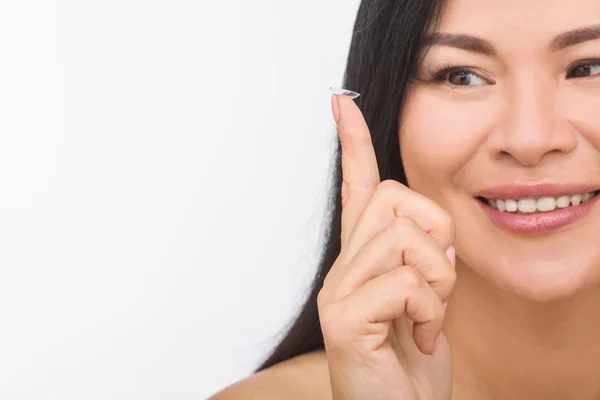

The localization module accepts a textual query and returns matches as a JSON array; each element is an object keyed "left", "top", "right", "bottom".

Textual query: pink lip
[
  {"left": 475, "top": 183, "right": 600, "bottom": 200},
  {"left": 477, "top": 195, "right": 599, "bottom": 234}
]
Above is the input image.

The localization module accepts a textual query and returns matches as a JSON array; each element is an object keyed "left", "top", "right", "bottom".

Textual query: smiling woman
[{"left": 211, "top": 0, "right": 600, "bottom": 399}]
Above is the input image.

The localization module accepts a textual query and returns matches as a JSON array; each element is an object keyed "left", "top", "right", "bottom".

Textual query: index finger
[{"left": 333, "top": 92, "right": 380, "bottom": 249}]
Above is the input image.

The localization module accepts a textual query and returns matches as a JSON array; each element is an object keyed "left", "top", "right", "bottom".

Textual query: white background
[{"left": 0, "top": 0, "right": 360, "bottom": 398}]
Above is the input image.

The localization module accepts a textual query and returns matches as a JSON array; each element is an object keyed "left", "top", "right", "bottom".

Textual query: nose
[{"left": 490, "top": 73, "right": 577, "bottom": 166}]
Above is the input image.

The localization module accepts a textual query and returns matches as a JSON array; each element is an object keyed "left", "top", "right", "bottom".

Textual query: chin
[
  {"left": 480, "top": 254, "right": 600, "bottom": 303},
  {"left": 452, "top": 193, "right": 600, "bottom": 303}
]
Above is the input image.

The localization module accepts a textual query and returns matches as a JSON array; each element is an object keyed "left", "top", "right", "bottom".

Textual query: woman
[{"left": 212, "top": 0, "right": 600, "bottom": 398}]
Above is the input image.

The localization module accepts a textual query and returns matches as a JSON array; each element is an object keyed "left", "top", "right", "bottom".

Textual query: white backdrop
[{"left": 0, "top": 1, "right": 360, "bottom": 398}]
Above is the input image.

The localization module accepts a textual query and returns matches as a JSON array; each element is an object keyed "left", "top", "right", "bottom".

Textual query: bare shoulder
[{"left": 208, "top": 350, "right": 331, "bottom": 400}]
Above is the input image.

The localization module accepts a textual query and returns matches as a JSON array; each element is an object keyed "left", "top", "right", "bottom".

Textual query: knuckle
[
  {"left": 410, "top": 293, "right": 445, "bottom": 324},
  {"left": 379, "top": 178, "right": 400, "bottom": 189},
  {"left": 387, "top": 216, "right": 418, "bottom": 237},
  {"left": 377, "top": 179, "right": 403, "bottom": 195},
  {"left": 394, "top": 266, "right": 422, "bottom": 292},
  {"left": 433, "top": 267, "right": 458, "bottom": 301},
  {"left": 321, "top": 273, "right": 332, "bottom": 290},
  {"left": 317, "top": 287, "right": 330, "bottom": 309},
  {"left": 434, "top": 209, "right": 456, "bottom": 241},
  {"left": 416, "top": 299, "right": 443, "bottom": 323},
  {"left": 380, "top": 237, "right": 403, "bottom": 264},
  {"left": 433, "top": 303, "right": 446, "bottom": 323},
  {"left": 444, "top": 268, "right": 458, "bottom": 291}
]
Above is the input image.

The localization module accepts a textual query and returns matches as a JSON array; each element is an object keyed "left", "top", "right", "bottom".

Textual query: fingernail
[
  {"left": 331, "top": 94, "right": 340, "bottom": 124},
  {"left": 330, "top": 87, "right": 360, "bottom": 99},
  {"left": 443, "top": 301, "right": 448, "bottom": 310},
  {"left": 445, "top": 245, "right": 456, "bottom": 269},
  {"left": 330, "top": 87, "right": 360, "bottom": 125}
]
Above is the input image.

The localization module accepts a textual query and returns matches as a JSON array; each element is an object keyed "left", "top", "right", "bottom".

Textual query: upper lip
[{"left": 475, "top": 183, "right": 600, "bottom": 200}]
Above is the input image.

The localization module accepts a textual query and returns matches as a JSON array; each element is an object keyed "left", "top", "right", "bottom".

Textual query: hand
[{"left": 317, "top": 94, "right": 457, "bottom": 400}]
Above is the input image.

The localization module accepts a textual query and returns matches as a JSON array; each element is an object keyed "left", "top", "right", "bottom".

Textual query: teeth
[
  {"left": 536, "top": 197, "right": 556, "bottom": 212},
  {"left": 556, "top": 196, "right": 570, "bottom": 208},
  {"left": 486, "top": 192, "right": 596, "bottom": 213},
  {"left": 518, "top": 198, "right": 537, "bottom": 213},
  {"left": 505, "top": 199, "right": 518, "bottom": 212},
  {"left": 496, "top": 199, "right": 507, "bottom": 212},
  {"left": 583, "top": 193, "right": 592, "bottom": 202}
]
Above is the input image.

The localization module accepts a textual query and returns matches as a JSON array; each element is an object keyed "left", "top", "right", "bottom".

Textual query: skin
[
  {"left": 212, "top": 0, "right": 600, "bottom": 399},
  {"left": 406, "top": 0, "right": 600, "bottom": 398}
]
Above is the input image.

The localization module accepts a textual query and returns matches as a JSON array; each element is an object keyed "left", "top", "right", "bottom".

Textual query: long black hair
[{"left": 257, "top": 0, "right": 445, "bottom": 371}]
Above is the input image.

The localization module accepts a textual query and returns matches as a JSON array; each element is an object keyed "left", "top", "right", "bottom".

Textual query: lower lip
[{"left": 478, "top": 195, "right": 599, "bottom": 234}]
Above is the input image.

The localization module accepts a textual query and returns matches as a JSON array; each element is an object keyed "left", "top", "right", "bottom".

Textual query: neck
[{"left": 446, "top": 263, "right": 600, "bottom": 400}]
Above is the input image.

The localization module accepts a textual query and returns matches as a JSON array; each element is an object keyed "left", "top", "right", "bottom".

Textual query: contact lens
[{"left": 329, "top": 87, "right": 361, "bottom": 99}]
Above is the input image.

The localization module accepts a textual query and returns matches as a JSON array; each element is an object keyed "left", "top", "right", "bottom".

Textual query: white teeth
[
  {"left": 505, "top": 199, "right": 518, "bottom": 212},
  {"left": 583, "top": 193, "right": 592, "bottom": 202},
  {"left": 556, "top": 196, "right": 570, "bottom": 208},
  {"left": 496, "top": 199, "right": 507, "bottom": 212},
  {"left": 518, "top": 198, "right": 537, "bottom": 213},
  {"left": 536, "top": 197, "right": 556, "bottom": 212},
  {"left": 486, "top": 192, "right": 596, "bottom": 213}
]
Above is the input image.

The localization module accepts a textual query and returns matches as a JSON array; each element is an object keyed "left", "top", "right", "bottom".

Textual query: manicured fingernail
[
  {"left": 445, "top": 245, "right": 456, "bottom": 269},
  {"left": 331, "top": 94, "right": 340, "bottom": 124},
  {"left": 330, "top": 86, "right": 360, "bottom": 99}
]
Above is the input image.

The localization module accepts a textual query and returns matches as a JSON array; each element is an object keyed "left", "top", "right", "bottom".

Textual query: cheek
[
  {"left": 561, "top": 87, "right": 600, "bottom": 143},
  {"left": 399, "top": 88, "right": 495, "bottom": 190}
]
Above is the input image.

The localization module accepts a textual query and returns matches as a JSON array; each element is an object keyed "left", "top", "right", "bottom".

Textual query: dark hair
[{"left": 256, "top": 0, "right": 445, "bottom": 371}]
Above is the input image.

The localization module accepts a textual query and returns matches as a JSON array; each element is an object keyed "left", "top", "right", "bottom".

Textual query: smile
[
  {"left": 474, "top": 185, "right": 600, "bottom": 234},
  {"left": 480, "top": 191, "right": 599, "bottom": 214}
]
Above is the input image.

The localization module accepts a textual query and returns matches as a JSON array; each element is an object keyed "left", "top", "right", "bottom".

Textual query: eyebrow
[
  {"left": 549, "top": 24, "right": 600, "bottom": 51},
  {"left": 423, "top": 33, "right": 496, "bottom": 56},
  {"left": 423, "top": 24, "right": 600, "bottom": 56}
]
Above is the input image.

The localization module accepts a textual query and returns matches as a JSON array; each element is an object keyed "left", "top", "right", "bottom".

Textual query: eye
[
  {"left": 567, "top": 60, "right": 600, "bottom": 79},
  {"left": 435, "top": 68, "right": 488, "bottom": 87}
]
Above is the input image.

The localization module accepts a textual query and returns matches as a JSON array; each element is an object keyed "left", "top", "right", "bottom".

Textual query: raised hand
[{"left": 317, "top": 92, "right": 457, "bottom": 400}]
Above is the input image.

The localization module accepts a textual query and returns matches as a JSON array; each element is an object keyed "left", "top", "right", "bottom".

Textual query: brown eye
[{"left": 568, "top": 62, "right": 600, "bottom": 78}]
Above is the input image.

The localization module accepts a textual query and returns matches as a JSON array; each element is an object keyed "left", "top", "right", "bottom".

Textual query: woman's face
[{"left": 400, "top": 0, "right": 600, "bottom": 301}]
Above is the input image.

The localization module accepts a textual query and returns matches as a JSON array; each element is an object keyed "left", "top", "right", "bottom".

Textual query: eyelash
[
  {"left": 424, "top": 56, "right": 600, "bottom": 87},
  {"left": 428, "top": 62, "right": 486, "bottom": 84}
]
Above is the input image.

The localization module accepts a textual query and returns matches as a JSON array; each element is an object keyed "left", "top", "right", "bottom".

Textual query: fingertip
[
  {"left": 330, "top": 89, "right": 363, "bottom": 128},
  {"left": 330, "top": 87, "right": 361, "bottom": 99},
  {"left": 413, "top": 322, "right": 442, "bottom": 356}
]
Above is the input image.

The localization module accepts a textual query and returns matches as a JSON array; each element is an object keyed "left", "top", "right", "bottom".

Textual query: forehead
[{"left": 437, "top": 0, "right": 600, "bottom": 40}]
